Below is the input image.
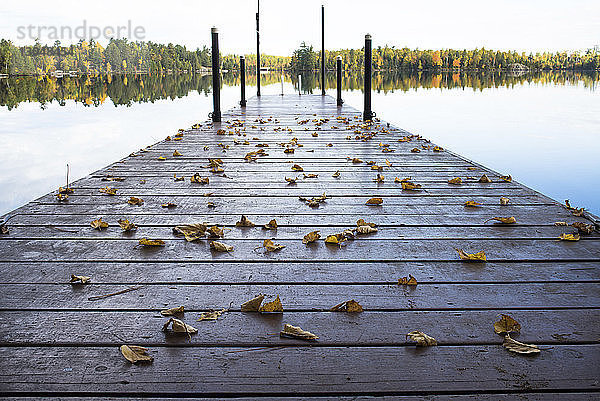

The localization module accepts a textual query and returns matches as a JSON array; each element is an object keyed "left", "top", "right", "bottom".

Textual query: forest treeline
[
  {"left": 290, "top": 42, "right": 600, "bottom": 71},
  {"left": 0, "top": 38, "right": 290, "bottom": 75},
  {"left": 0, "top": 38, "right": 598, "bottom": 76},
  {"left": 1, "top": 70, "right": 597, "bottom": 110}
]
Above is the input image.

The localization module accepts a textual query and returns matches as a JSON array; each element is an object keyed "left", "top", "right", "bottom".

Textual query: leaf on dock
[
  {"left": 558, "top": 233, "right": 580, "bottom": 241},
  {"left": 69, "top": 274, "right": 91, "bottom": 284},
  {"left": 280, "top": 324, "right": 318, "bottom": 341},
  {"left": 138, "top": 238, "right": 165, "bottom": 246},
  {"left": 235, "top": 215, "right": 255, "bottom": 227},
  {"left": 502, "top": 335, "right": 540, "bottom": 355},
  {"left": 120, "top": 345, "right": 153, "bottom": 364},
  {"left": 258, "top": 295, "right": 283, "bottom": 312},
  {"left": 303, "top": 230, "right": 321, "bottom": 244},
  {"left": 162, "top": 318, "right": 198, "bottom": 336},
  {"left": 330, "top": 299, "right": 363, "bottom": 313},
  {"left": 366, "top": 197, "right": 383, "bottom": 205},
  {"left": 455, "top": 248, "right": 486, "bottom": 262},
  {"left": 210, "top": 241, "right": 233, "bottom": 252},
  {"left": 160, "top": 306, "right": 185, "bottom": 316},
  {"left": 398, "top": 275, "right": 418, "bottom": 286},
  {"left": 173, "top": 223, "right": 207, "bottom": 241},
  {"left": 406, "top": 331, "right": 437, "bottom": 346},
  {"left": 118, "top": 219, "right": 137, "bottom": 232},
  {"left": 484, "top": 216, "right": 516, "bottom": 224},
  {"left": 448, "top": 177, "right": 462, "bottom": 185},
  {"left": 127, "top": 197, "right": 144, "bottom": 206},
  {"left": 493, "top": 314, "right": 521, "bottom": 335},
  {"left": 90, "top": 218, "right": 108, "bottom": 230},
  {"left": 263, "top": 239, "right": 285, "bottom": 252}
]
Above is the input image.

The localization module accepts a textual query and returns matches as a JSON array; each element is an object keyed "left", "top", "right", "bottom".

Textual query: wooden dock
[{"left": 0, "top": 94, "right": 599, "bottom": 399}]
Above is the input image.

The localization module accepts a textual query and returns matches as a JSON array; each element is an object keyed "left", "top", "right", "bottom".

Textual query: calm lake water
[{"left": 0, "top": 71, "right": 599, "bottom": 216}]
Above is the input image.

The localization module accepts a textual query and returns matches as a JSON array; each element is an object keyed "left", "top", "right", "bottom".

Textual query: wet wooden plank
[
  {"left": 0, "top": 283, "right": 597, "bottom": 311},
  {"left": 1, "top": 261, "right": 597, "bottom": 284},
  {"left": 0, "top": 345, "right": 598, "bottom": 394},
  {"left": 1, "top": 309, "right": 597, "bottom": 346},
  {"left": 0, "top": 238, "right": 597, "bottom": 262}
]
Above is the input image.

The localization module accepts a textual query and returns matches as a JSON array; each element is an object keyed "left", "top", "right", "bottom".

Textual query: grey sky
[{"left": 1, "top": 0, "right": 598, "bottom": 53}]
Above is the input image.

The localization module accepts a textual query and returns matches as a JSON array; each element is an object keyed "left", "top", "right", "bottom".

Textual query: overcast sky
[{"left": 1, "top": 0, "right": 598, "bottom": 54}]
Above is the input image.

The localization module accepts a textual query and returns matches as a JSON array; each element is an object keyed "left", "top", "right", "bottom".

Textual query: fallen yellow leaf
[
  {"left": 464, "top": 201, "right": 482, "bottom": 207},
  {"left": 398, "top": 274, "right": 418, "bottom": 286},
  {"left": 263, "top": 239, "right": 285, "bottom": 252},
  {"left": 479, "top": 174, "right": 492, "bottom": 183},
  {"left": 258, "top": 295, "right": 283, "bottom": 312},
  {"left": 120, "top": 345, "right": 153, "bottom": 364},
  {"left": 455, "top": 248, "right": 486, "bottom": 262},
  {"left": 330, "top": 299, "right": 363, "bottom": 312},
  {"left": 138, "top": 238, "right": 165, "bottom": 246},
  {"left": 160, "top": 306, "right": 184, "bottom": 316},
  {"left": 558, "top": 233, "right": 580, "bottom": 241},
  {"left": 235, "top": 215, "right": 255, "bottom": 227},
  {"left": 406, "top": 331, "right": 437, "bottom": 346},
  {"left": 448, "top": 177, "right": 462, "bottom": 185},
  {"left": 210, "top": 241, "right": 233, "bottom": 252},
  {"left": 280, "top": 324, "right": 318, "bottom": 341},
  {"left": 90, "top": 218, "right": 109, "bottom": 230},
  {"left": 503, "top": 335, "right": 540, "bottom": 354},
  {"left": 197, "top": 308, "right": 227, "bottom": 321},
  {"left": 128, "top": 197, "right": 144, "bottom": 206},
  {"left": 366, "top": 197, "right": 383, "bottom": 205},
  {"left": 69, "top": 274, "right": 91, "bottom": 284},
  {"left": 485, "top": 216, "right": 516, "bottom": 224},
  {"left": 303, "top": 230, "right": 321, "bottom": 244},
  {"left": 493, "top": 314, "right": 521, "bottom": 335},
  {"left": 118, "top": 219, "right": 137, "bottom": 231}
]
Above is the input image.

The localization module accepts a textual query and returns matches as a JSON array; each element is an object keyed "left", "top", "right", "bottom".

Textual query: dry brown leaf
[
  {"left": 406, "top": 331, "right": 437, "bottom": 346},
  {"left": 190, "top": 174, "right": 209, "bottom": 184},
  {"left": 70, "top": 274, "right": 91, "bottom": 284},
  {"left": 210, "top": 241, "right": 233, "bottom": 252},
  {"left": 433, "top": 146, "right": 443, "bottom": 152},
  {"left": 554, "top": 221, "right": 568, "bottom": 226},
  {"left": 235, "top": 215, "right": 255, "bottom": 227},
  {"left": 493, "top": 314, "right": 521, "bottom": 335},
  {"left": 197, "top": 308, "right": 227, "bottom": 321},
  {"left": 280, "top": 324, "right": 318, "bottom": 341},
  {"left": 284, "top": 148, "right": 295, "bottom": 154},
  {"left": 90, "top": 218, "right": 109, "bottom": 230},
  {"left": 118, "top": 219, "right": 137, "bottom": 232},
  {"left": 332, "top": 170, "right": 341, "bottom": 178},
  {"left": 160, "top": 306, "right": 184, "bottom": 316},
  {"left": 448, "top": 177, "right": 462, "bottom": 185},
  {"left": 303, "top": 230, "right": 321, "bottom": 244},
  {"left": 173, "top": 223, "right": 207, "bottom": 241},
  {"left": 56, "top": 193, "right": 69, "bottom": 202},
  {"left": 263, "top": 239, "right": 286, "bottom": 252},
  {"left": 303, "top": 173, "right": 319, "bottom": 179},
  {"left": 161, "top": 202, "right": 177, "bottom": 208},
  {"left": 455, "top": 248, "right": 486, "bottom": 262},
  {"left": 366, "top": 197, "right": 383, "bottom": 205},
  {"left": 207, "top": 225, "right": 225, "bottom": 238},
  {"left": 356, "top": 219, "right": 377, "bottom": 228},
  {"left": 558, "top": 233, "right": 580, "bottom": 241},
  {"left": 500, "top": 197, "right": 510, "bottom": 206},
  {"left": 174, "top": 175, "right": 185, "bottom": 181},
  {"left": 499, "top": 175, "right": 512, "bottom": 182},
  {"left": 99, "top": 187, "right": 117, "bottom": 195},
  {"left": 398, "top": 274, "right": 418, "bottom": 286},
  {"left": 259, "top": 295, "right": 283, "bottom": 312},
  {"left": 485, "top": 216, "right": 517, "bottom": 224},
  {"left": 162, "top": 317, "right": 198, "bottom": 335},
  {"left": 173, "top": 150, "right": 182, "bottom": 157},
  {"left": 351, "top": 158, "right": 363, "bottom": 164},
  {"left": 58, "top": 186, "right": 74, "bottom": 194},
  {"left": 285, "top": 176, "right": 298, "bottom": 184},
  {"left": 572, "top": 222, "right": 595, "bottom": 235},
  {"left": 120, "top": 345, "right": 153, "bottom": 364},
  {"left": 241, "top": 294, "right": 265, "bottom": 312},
  {"left": 291, "top": 164, "right": 304, "bottom": 171},
  {"left": 410, "top": 147, "right": 421, "bottom": 153},
  {"left": 373, "top": 174, "right": 385, "bottom": 183},
  {"left": 128, "top": 197, "right": 144, "bottom": 206},
  {"left": 139, "top": 238, "right": 165, "bottom": 246},
  {"left": 356, "top": 225, "right": 378, "bottom": 234},
  {"left": 395, "top": 177, "right": 411, "bottom": 183},
  {"left": 464, "top": 201, "right": 482, "bottom": 207},
  {"left": 264, "top": 219, "right": 278, "bottom": 230},
  {"left": 479, "top": 174, "right": 492, "bottom": 183},
  {"left": 330, "top": 299, "right": 363, "bottom": 313},
  {"left": 503, "top": 335, "right": 540, "bottom": 354},
  {"left": 401, "top": 181, "right": 421, "bottom": 190}
]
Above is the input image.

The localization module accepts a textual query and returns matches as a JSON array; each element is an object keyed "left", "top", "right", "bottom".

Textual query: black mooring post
[
  {"left": 256, "top": 0, "right": 261, "bottom": 97},
  {"left": 211, "top": 27, "right": 221, "bottom": 122},
  {"left": 240, "top": 56, "right": 247, "bottom": 107},
  {"left": 363, "top": 33, "right": 374, "bottom": 121},
  {"left": 321, "top": 4, "right": 325, "bottom": 96},
  {"left": 336, "top": 56, "right": 343, "bottom": 106}
]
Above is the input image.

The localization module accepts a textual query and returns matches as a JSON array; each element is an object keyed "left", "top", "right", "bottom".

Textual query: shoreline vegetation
[{"left": 0, "top": 39, "right": 599, "bottom": 77}]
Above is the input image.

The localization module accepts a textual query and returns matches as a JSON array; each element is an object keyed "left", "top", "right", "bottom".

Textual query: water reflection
[{"left": 1, "top": 70, "right": 597, "bottom": 110}]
